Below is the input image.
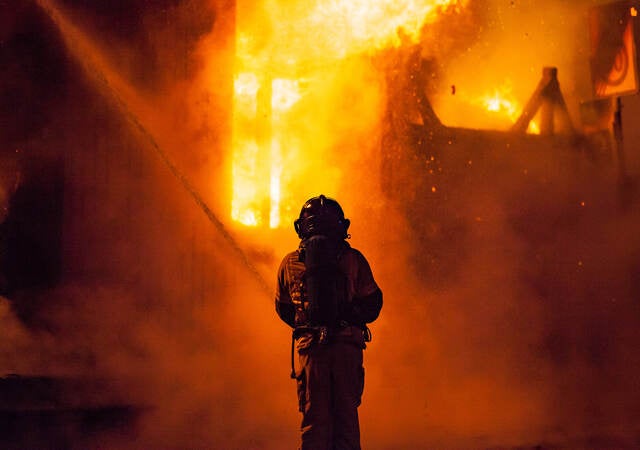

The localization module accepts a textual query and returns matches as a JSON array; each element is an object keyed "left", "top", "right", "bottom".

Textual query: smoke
[
  {"left": 1, "top": 1, "right": 292, "bottom": 448},
  {"left": 357, "top": 1, "right": 640, "bottom": 448},
  {"left": 359, "top": 145, "right": 640, "bottom": 448},
  {"left": 2, "top": 0, "right": 640, "bottom": 449}
]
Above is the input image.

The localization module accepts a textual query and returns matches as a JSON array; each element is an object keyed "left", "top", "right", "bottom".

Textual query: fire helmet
[{"left": 294, "top": 194, "right": 351, "bottom": 240}]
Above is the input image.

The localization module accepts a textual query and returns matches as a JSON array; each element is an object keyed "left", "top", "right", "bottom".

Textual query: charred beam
[{"left": 512, "top": 67, "right": 576, "bottom": 136}]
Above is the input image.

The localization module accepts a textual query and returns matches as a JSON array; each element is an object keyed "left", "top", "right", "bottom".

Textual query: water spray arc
[{"left": 34, "top": 0, "right": 271, "bottom": 296}]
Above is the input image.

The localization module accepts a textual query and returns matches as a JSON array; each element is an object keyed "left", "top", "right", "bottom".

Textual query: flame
[
  {"left": 231, "top": 0, "right": 467, "bottom": 228},
  {"left": 435, "top": 80, "right": 540, "bottom": 134},
  {"left": 482, "top": 88, "right": 518, "bottom": 123},
  {"left": 480, "top": 88, "right": 540, "bottom": 134}
]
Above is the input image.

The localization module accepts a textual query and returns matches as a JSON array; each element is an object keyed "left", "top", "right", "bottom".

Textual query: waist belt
[
  {"left": 289, "top": 324, "right": 372, "bottom": 379},
  {"left": 293, "top": 325, "right": 329, "bottom": 342}
]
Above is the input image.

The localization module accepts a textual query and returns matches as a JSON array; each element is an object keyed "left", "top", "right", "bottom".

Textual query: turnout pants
[{"left": 294, "top": 327, "right": 365, "bottom": 450}]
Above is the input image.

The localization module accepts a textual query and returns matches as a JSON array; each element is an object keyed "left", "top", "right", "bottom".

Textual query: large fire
[
  {"left": 231, "top": 0, "right": 469, "bottom": 228},
  {"left": 231, "top": 0, "right": 538, "bottom": 228}
]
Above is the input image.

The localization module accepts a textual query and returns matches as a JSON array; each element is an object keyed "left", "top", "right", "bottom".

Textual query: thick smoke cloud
[
  {"left": 2, "top": 0, "right": 640, "bottom": 449},
  {"left": 0, "top": 1, "right": 293, "bottom": 448}
]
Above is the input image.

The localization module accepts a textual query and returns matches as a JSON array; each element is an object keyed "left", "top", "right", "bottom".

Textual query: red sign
[{"left": 589, "top": 1, "right": 639, "bottom": 98}]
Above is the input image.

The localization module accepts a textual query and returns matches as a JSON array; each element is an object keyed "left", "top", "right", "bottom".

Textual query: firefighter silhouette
[{"left": 276, "top": 195, "right": 383, "bottom": 450}]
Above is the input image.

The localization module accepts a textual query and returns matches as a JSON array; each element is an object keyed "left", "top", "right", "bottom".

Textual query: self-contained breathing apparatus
[{"left": 289, "top": 195, "right": 371, "bottom": 378}]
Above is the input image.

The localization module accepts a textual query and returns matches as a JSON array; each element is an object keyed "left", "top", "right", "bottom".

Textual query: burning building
[{"left": 2, "top": 0, "right": 640, "bottom": 449}]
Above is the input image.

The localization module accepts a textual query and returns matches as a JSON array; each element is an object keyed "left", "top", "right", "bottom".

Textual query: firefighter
[{"left": 275, "top": 194, "right": 383, "bottom": 450}]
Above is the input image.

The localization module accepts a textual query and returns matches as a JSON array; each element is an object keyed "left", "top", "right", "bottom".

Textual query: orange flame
[
  {"left": 232, "top": 0, "right": 467, "bottom": 228},
  {"left": 435, "top": 80, "right": 540, "bottom": 134},
  {"left": 481, "top": 87, "right": 540, "bottom": 134}
]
